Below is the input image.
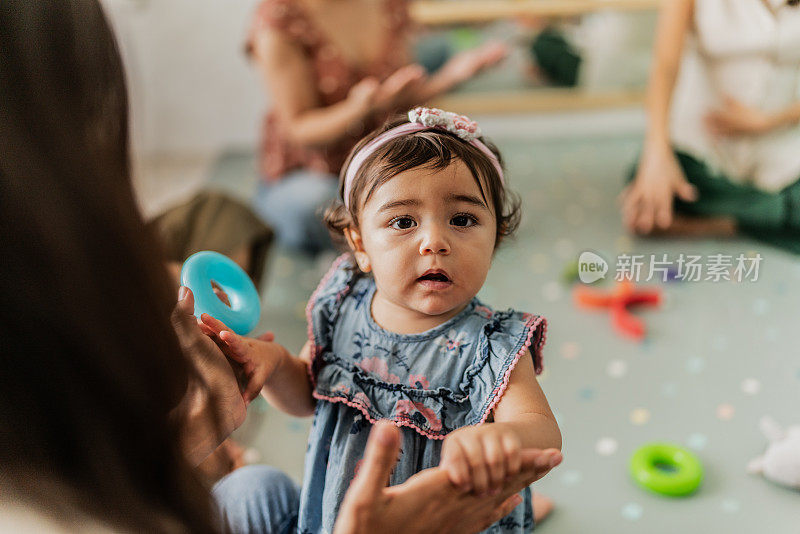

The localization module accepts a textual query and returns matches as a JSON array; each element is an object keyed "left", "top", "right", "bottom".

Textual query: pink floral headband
[{"left": 342, "top": 107, "right": 504, "bottom": 209}]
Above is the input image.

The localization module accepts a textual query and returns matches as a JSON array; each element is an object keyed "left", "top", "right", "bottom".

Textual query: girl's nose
[{"left": 419, "top": 226, "right": 450, "bottom": 256}]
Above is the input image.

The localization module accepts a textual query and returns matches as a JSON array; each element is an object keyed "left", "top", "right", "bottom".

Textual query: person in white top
[{"left": 622, "top": 0, "right": 800, "bottom": 253}]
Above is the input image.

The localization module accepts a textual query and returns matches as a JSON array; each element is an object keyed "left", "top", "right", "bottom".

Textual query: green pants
[{"left": 629, "top": 150, "right": 800, "bottom": 254}]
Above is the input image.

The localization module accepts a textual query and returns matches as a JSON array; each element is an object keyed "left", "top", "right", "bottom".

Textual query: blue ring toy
[{"left": 181, "top": 251, "right": 261, "bottom": 335}]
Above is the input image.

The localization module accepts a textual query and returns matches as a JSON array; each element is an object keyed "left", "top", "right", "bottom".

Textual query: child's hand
[
  {"left": 440, "top": 424, "right": 526, "bottom": 496},
  {"left": 198, "top": 314, "right": 287, "bottom": 403}
]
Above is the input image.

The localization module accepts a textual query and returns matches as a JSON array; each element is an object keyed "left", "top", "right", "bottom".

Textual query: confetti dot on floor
[
  {"left": 561, "top": 470, "right": 583, "bottom": 486},
  {"left": 555, "top": 238, "right": 574, "bottom": 259},
  {"left": 596, "top": 437, "right": 618, "bottom": 456},
  {"left": 721, "top": 499, "right": 741, "bottom": 513},
  {"left": 607, "top": 359, "right": 628, "bottom": 378},
  {"left": 741, "top": 378, "right": 761, "bottom": 395},
  {"left": 578, "top": 387, "right": 595, "bottom": 401},
  {"left": 542, "top": 281, "right": 563, "bottom": 302},
  {"left": 752, "top": 298, "right": 769, "bottom": 316},
  {"left": 716, "top": 403, "right": 735, "bottom": 421},
  {"left": 621, "top": 503, "right": 643, "bottom": 521},
  {"left": 629, "top": 408, "right": 650, "bottom": 425},
  {"left": 243, "top": 448, "right": 262, "bottom": 464},
  {"left": 686, "top": 433, "right": 708, "bottom": 451},
  {"left": 661, "top": 382, "right": 679, "bottom": 397},
  {"left": 561, "top": 341, "right": 581, "bottom": 360},
  {"left": 685, "top": 357, "right": 706, "bottom": 374}
]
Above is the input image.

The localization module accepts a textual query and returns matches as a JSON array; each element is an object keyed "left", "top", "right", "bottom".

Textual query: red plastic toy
[{"left": 573, "top": 281, "right": 662, "bottom": 341}]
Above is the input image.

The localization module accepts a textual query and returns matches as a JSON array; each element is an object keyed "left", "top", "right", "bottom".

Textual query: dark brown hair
[
  {"left": 0, "top": 1, "right": 216, "bottom": 532},
  {"left": 325, "top": 115, "right": 521, "bottom": 248}
]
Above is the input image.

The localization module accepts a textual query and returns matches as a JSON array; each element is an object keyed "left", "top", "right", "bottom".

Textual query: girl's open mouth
[{"left": 417, "top": 270, "right": 453, "bottom": 289}]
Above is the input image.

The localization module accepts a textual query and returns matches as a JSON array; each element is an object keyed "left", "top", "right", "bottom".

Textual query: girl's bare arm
[{"left": 491, "top": 351, "right": 562, "bottom": 451}]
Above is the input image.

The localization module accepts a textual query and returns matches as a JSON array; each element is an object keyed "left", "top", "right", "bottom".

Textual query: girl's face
[{"left": 349, "top": 159, "right": 497, "bottom": 330}]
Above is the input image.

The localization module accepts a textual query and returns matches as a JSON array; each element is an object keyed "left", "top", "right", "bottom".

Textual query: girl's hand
[
  {"left": 441, "top": 424, "right": 529, "bottom": 496},
  {"left": 198, "top": 314, "right": 286, "bottom": 403},
  {"left": 438, "top": 42, "right": 508, "bottom": 87},
  {"left": 705, "top": 96, "right": 778, "bottom": 137},
  {"left": 621, "top": 145, "right": 697, "bottom": 234}
]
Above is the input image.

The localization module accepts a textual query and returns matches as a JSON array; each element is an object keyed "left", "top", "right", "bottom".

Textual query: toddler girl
[{"left": 202, "top": 108, "right": 562, "bottom": 533}]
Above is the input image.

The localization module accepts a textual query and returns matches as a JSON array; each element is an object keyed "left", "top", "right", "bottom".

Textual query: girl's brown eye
[
  {"left": 451, "top": 214, "right": 477, "bottom": 227},
  {"left": 390, "top": 217, "right": 416, "bottom": 230}
]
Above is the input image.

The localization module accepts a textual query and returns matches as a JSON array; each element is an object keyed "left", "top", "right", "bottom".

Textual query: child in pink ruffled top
[{"left": 201, "top": 108, "right": 562, "bottom": 533}]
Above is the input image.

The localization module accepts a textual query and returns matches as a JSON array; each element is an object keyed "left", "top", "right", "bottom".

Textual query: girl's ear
[{"left": 344, "top": 227, "right": 372, "bottom": 273}]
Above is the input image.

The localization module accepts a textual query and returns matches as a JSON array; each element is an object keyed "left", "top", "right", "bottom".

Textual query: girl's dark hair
[
  {"left": 325, "top": 115, "right": 521, "bottom": 249},
  {"left": 0, "top": 1, "right": 216, "bottom": 532}
]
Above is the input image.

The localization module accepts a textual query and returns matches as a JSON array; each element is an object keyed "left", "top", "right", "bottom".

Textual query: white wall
[{"left": 103, "top": 0, "right": 266, "bottom": 157}]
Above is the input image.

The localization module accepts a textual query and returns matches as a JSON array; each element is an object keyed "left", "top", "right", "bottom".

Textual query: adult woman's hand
[
  {"left": 171, "top": 287, "right": 248, "bottom": 465},
  {"left": 621, "top": 145, "right": 698, "bottom": 234},
  {"left": 334, "top": 421, "right": 562, "bottom": 534}
]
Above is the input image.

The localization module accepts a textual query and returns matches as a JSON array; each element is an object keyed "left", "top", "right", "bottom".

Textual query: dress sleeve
[
  {"left": 245, "top": 0, "right": 307, "bottom": 56},
  {"left": 305, "top": 254, "right": 359, "bottom": 382},
  {"left": 461, "top": 311, "right": 548, "bottom": 426}
]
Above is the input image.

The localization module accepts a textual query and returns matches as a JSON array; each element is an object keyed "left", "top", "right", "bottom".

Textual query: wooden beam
[
  {"left": 429, "top": 88, "right": 645, "bottom": 114},
  {"left": 411, "top": 0, "right": 660, "bottom": 25}
]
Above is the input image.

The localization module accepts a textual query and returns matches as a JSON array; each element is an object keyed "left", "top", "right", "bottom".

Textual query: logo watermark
[
  {"left": 577, "top": 251, "right": 609, "bottom": 284},
  {"left": 577, "top": 252, "right": 762, "bottom": 283}
]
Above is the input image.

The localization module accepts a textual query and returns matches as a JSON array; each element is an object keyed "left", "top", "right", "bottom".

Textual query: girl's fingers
[
  {"left": 218, "top": 330, "right": 249, "bottom": 361},
  {"left": 242, "top": 367, "right": 266, "bottom": 402},
  {"left": 502, "top": 434, "right": 522, "bottom": 480},
  {"left": 481, "top": 436, "right": 507, "bottom": 491},
  {"left": 257, "top": 331, "right": 275, "bottom": 342},
  {"left": 442, "top": 444, "right": 472, "bottom": 492},
  {"left": 459, "top": 438, "right": 489, "bottom": 495},
  {"left": 199, "top": 313, "right": 232, "bottom": 335}
]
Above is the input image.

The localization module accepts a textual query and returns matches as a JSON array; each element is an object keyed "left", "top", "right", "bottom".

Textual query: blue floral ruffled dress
[{"left": 297, "top": 256, "right": 548, "bottom": 534}]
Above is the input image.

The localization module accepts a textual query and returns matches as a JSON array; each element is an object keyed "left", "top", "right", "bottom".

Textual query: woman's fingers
[
  {"left": 484, "top": 494, "right": 523, "bottom": 529},
  {"left": 350, "top": 421, "right": 401, "bottom": 495}
]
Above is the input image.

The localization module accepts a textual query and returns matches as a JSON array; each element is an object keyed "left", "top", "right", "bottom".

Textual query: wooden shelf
[
  {"left": 429, "top": 88, "right": 645, "bottom": 114},
  {"left": 411, "top": 0, "right": 660, "bottom": 25}
]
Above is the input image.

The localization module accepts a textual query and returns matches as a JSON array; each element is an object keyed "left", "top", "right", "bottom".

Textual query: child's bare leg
[
  {"left": 532, "top": 492, "right": 555, "bottom": 523},
  {"left": 641, "top": 214, "right": 737, "bottom": 238}
]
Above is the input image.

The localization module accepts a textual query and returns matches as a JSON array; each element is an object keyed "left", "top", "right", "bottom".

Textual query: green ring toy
[{"left": 629, "top": 442, "right": 703, "bottom": 497}]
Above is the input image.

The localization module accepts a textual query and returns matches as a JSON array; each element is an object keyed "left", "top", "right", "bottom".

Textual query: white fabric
[{"left": 670, "top": 0, "right": 800, "bottom": 191}]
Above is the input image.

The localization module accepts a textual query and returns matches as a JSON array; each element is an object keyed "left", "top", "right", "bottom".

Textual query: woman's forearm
[
  {"left": 283, "top": 98, "right": 372, "bottom": 148},
  {"left": 261, "top": 347, "right": 317, "bottom": 417},
  {"left": 643, "top": 0, "right": 694, "bottom": 150}
]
